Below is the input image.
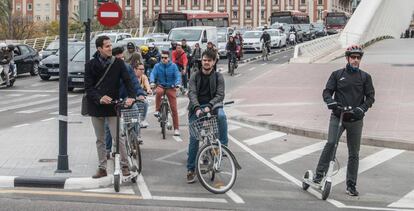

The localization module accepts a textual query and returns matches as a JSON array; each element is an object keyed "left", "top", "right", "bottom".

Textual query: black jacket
[
  {"left": 260, "top": 33, "right": 271, "bottom": 43},
  {"left": 226, "top": 41, "right": 237, "bottom": 52},
  {"left": 188, "top": 70, "right": 225, "bottom": 113},
  {"left": 85, "top": 52, "right": 136, "bottom": 117},
  {"left": 323, "top": 66, "right": 375, "bottom": 121}
]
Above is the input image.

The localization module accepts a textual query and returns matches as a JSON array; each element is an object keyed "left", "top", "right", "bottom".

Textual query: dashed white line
[
  {"left": 227, "top": 120, "right": 266, "bottom": 131},
  {"left": 137, "top": 174, "right": 152, "bottom": 199},
  {"left": 13, "top": 123, "right": 30, "bottom": 128},
  {"left": 271, "top": 141, "right": 326, "bottom": 164},
  {"left": 226, "top": 189, "right": 245, "bottom": 204},
  {"left": 172, "top": 136, "right": 183, "bottom": 142},
  {"left": 41, "top": 118, "right": 56, "bottom": 122},
  {"left": 261, "top": 63, "right": 267, "bottom": 66},
  {"left": 243, "top": 131, "right": 286, "bottom": 146},
  {"left": 248, "top": 67, "right": 256, "bottom": 71}
]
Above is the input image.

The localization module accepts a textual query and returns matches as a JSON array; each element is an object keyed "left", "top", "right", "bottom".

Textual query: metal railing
[{"left": 11, "top": 27, "right": 156, "bottom": 51}]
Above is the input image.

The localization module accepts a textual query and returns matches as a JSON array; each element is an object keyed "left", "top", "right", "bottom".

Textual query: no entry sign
[{"left": 97, "top": 2, "right": 123, "bottom": 27}]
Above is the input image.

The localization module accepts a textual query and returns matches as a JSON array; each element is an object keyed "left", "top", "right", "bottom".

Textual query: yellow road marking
[{"left": 0, "top": 189, "right": 143, "bottom": 200}]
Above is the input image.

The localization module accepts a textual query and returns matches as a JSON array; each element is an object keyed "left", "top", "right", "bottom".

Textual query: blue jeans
[{"left": 187, "top": 107, "right": 228, "bottom": 171}]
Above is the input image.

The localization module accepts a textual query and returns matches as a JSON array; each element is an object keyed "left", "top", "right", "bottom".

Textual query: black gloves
[
  {"left": 326, "top": 99, "right": 341, "bottom": 110},
  {"left": 352, "top": 107, "right": 365, "bottom": 119}
]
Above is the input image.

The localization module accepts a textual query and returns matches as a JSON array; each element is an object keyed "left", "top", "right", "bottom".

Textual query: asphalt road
[{"left": 1, "top": 50, "right": 414, "bottom": 211}]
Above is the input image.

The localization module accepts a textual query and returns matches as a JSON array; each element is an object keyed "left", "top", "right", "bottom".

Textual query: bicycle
[
  {"left": 155, "top": 86, "right": 173, "bottom": 139},
  {"left": 227, "top": 51, "right": 238, "bottom": 76},
  {"left": 262, "top": 41, "right": 271, "bottom": 61},
  {"left": 189, "top": 103, "right": 241, "bottom": 194},
  {"left": 111, "top": 99, "right": 145, "bottom": 192}
]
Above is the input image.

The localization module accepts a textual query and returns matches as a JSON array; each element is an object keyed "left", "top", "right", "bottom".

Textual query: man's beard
[{"left": 203, "top": 65, "right": 213, "bottom": 72}]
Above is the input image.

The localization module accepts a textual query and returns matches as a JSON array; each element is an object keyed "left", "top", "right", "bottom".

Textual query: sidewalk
[{"left": 228, "top": 60, "right": 414, "bottom": 150}]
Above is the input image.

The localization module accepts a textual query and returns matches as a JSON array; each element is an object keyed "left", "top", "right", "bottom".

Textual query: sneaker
[
  {"left": 313, "top": 174, "right": 323, "bottom": 184},
  {"left": 153, "top": 111, "right": 160, "bottom": 118},
  {"left": 187, "top": 171, "right": 196, "bottom": 184},
  {"left": 122, "top": 166, "right": 131, "bottom": 177},
  {"left": 346, "top": 186, "right": 359, "bottom": 196},
  {"left": 140, "top": 120, "right": 149, "bottom": 128},
  {"left": 174, "top": 129, "right": 180, "bottom": 136},
  {"left": 92, "top": 168, "right": 107, "bottom": 179}
]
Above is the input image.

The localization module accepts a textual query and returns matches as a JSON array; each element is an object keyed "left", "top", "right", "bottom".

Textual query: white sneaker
[
  {"left": 153, "top": 111, "right": 160, "bottom": 118},
  {"left": 174, "top": 129, "right": 180, "bottom": 136},
  {"left": 140, "top": 120, "right": 149, "bottom": 128}
]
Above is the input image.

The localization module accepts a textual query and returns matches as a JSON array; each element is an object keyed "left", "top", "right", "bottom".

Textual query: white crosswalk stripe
[
  {"left": 0, "top": 94, "right": 49, "bottom": 106},
  {"left": 16, "top": 99, "right": 82, "bottom": 114},
  {"left": 388, "top": 190, "right": 414, "bottom": 208},
  {"left": 243, "top": 131, "right": 286, "bottom": 146},
  {"left": 271, "top": 141, "right": 326, "bottom": 164}
]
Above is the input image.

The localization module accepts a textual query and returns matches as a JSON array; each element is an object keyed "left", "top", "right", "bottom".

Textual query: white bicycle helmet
[{"left": 0, "top": 43, "right": 7, "bottom": 49}]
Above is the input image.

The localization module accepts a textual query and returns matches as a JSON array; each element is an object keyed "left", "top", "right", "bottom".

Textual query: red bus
[
  {"left": 270, "top": 10, "right": 310, "bottom": 25},
  {"left": 155, "top": 11, "right": 229, "bottom": 34},
  {"left": 324, "top": 11, "right": 351, "bottom": 35}
]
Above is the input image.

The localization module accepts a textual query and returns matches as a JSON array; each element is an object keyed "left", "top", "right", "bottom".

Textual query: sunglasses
[
  {"left": 161, "top": 56, "right": 169, "bottom": 59},
  {"left": 349, "top": 55, "right": 361, "bottom": 60}
]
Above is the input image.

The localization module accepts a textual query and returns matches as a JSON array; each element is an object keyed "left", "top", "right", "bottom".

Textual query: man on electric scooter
[
  {"left": 313, "top": 45, "right": 375, "bottom": 196},
  {"left": 0, "top": 43, "right": 13, "bottom": 87}
]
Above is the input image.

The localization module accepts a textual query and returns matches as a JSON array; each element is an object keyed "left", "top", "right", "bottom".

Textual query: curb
[
  {"left": 238, "top": 46, "right": 295, "bottom": 64},
  {"left": 230, "top": 116, "right": 414, "bottom": 151},
  {"left": 0, "top": 175, "right": 113, "bottom": 189}
]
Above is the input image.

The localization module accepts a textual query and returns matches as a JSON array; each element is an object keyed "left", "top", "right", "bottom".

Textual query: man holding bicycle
[
  {"left": 150, "top": 50, "right": 182, "bottom": 136},
  {"left": 85, "top": 36, "right": 136, "bottom": 179},
  {"left": 186, "top": 49, "right": 228, "bottom": 183},
  {"left": 312, "top": 45, "right": 375, "bottom": 196}
]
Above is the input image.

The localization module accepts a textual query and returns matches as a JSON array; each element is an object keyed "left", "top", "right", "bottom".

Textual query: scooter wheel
[
  {"left": 321, "top": 181, "right": 332, "bottom": 200},
  {"left": 302, "top": 171, "right": 310, "bottom": 190},
  {"left": 167, "top": 125, "right": 172, "bottom": 130},
  {"left": 131, "top": 176, "right": 137, "bottom": 183},
  {"left": 114, "top": 174, "right": 120, "bottom": 192}
]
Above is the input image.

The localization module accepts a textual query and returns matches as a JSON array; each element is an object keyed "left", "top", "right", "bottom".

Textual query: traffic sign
[{"left": 97, "top": 2, "right": 123, "bottom": 27}]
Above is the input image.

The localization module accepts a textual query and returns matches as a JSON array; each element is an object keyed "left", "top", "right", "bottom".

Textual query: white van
[{"left": 168, "top": 26, "right": 218, "bottom": 51}]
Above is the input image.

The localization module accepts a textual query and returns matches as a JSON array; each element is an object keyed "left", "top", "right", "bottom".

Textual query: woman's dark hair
[
  {"left": 112, "top": 46, "right": 124, "bottom": 56},
  {"left": 95, "top": 35, "right": 110, "bottom": 48},
  {"left": 201, "top": 49, "right": 217, "bottom": 61}
]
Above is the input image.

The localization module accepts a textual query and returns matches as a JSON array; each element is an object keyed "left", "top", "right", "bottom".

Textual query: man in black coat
[
  {"left": 85, "top": 35, "right": 136, "bottom": 178},
  {"left": 312, "top": 45, "right": 375, "bottom": 196}
]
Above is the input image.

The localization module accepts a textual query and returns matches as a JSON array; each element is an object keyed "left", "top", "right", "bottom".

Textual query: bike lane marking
[
  {"left": 226, "top": 189, "right": 245, "bottom": 204},
  {"left": 243, "top": 131, "right": 286, "bottom": 146},
  {"left": 136, "top": 174, "right": 152, "bottom": 199},
  {"left": 227, "top": 120, "right": 266, "bottom": 131},
  {"left": 388, "top": 189, "right": 414, "bottom": 209}
]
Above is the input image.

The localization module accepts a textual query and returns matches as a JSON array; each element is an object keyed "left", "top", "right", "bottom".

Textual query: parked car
[
  {"left": 38, "top": 42, "right": 84, "bottom": 81},
  {"left": 11, "top": 44, "right": 41, "bottom": 76},
  {"left": 242, "top": 31, "right": 264, "bottom": 52},
  {"left": 144, "top": 33, "right": 168, "bottom": 42},
  {"left": 300, "top": 24, "right": 317, "bottom": 41},
  {"left": 67, "top": 46, "right": 94, "bottom": 91},
  {"left": 152, "top": 41, "right": 171, "bottom": 52},
  {"left": 38, "top": 38, "right": 78, "bottom": 60},
  {"left": 91, "top": 32, "right": 132, "bottom": 44},
  {"left": 119, "top": 37, "right": 156, "bottom": 48},
  {"left": 265, "top": 29, "right": 287, "bottom": 48},
  {"left": 313, "top": 23, "right": 327, "bottom": 37}
]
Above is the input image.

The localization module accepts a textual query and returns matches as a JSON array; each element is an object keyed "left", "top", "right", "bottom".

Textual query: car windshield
[
  {"left": 168, "top": 29, "right": 202, "bottom": 41},
  {"left": 217, "top": 32, "right": 227, "bottom": 42},
  {"left": 243, "top": 31, "right": 262, "bottom": 38},
  {"left": 46, "top": 42, "right": 59, "bottom": 50},
  {"left": 266, "top": 30, "right": 280, "bottom": 36},
  {"left": 313, "top": 23, "right": 324, "bottom": 29},
  {"left": 72, "top": 47, "right": 95, "bottom": 62},
  {"left": 300, "top": 25, "right": 310, "bottom": 30},
  {"left": 56, "top": 44, "right": 84, "bottom": 59},
  {"left": 326, "top": 17, "right": 347, "bottom": 25},
  {"left": 217, "top": 28, "right": 227, "bottom": 33}
]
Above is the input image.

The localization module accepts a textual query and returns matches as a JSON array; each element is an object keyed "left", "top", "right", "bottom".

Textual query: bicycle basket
[
  {"left": 120, "top": 103, "right": 145, "bottom": 124},
  {"left": 189, "top": 115, "right": 219, "bottom": 140}
]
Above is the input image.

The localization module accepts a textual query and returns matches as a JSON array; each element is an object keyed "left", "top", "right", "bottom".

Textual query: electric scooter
[{"left": 302, "top": 106, "right": 353, "bottom": 200}]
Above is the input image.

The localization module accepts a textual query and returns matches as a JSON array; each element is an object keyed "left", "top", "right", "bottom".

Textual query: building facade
[
  {"left": 12, "top": 0, "right": 80, "bottom": 22},
  {"left": 118, "top": 0, "right": 353, "bottom": 27}
]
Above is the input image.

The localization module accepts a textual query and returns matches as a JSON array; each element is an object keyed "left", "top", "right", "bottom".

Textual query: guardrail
[
  {"left": 290, "top": 34, "right": 341, "bottom": 63},
  {"left": 2, "top": 27, "right": 155, "bottom": 51}
]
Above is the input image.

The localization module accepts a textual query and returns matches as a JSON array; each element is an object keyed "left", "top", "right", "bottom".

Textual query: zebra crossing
[{"left": 225, "top": 120, "right": 414, "bottom": 210}]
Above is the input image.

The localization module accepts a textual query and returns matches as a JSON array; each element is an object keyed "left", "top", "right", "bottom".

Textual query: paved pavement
[{"left": 230, "top": 38, "right": 414, "bottom": 150}]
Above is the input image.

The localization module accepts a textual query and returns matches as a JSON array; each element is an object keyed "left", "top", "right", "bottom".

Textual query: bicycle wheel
[
  {"left": 196, "top": 143, "right": 237, "bottom": 194},
  {"left": 132, "top": 138, "right": 142, "bottom": 174},
  {"left": 114, "top": 174, "right": 120, "bottom": 192},
  {"left": 262, "top": 46, "right": 266, "bottom": 60},
  {"left": 161, "top": 103, "right": 167, "bottom": 139}
]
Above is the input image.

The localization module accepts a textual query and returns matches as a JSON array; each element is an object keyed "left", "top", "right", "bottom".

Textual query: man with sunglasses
[
  {"left": 150, "top": 50, "right": 181, "bottom": 136},
  {"left": 312, "top": 45, "right": 375, "bottom": 196}
]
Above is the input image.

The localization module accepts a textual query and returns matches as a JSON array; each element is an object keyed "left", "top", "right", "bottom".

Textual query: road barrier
[{"left": 290, "top": 34, "right": 341, "bottom": 63}]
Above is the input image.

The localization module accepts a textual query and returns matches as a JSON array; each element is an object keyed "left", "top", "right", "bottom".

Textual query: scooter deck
[{"left": 303, "top": 178, "right": 323, "bottom": 190}]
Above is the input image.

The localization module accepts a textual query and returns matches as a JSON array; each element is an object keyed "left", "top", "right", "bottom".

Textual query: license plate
[
  {"left": 71, "top": 77, "right": 84, "bottom": 82},
  {"left": 49, "top": 69, "right": 59, "bottom": 73}
]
